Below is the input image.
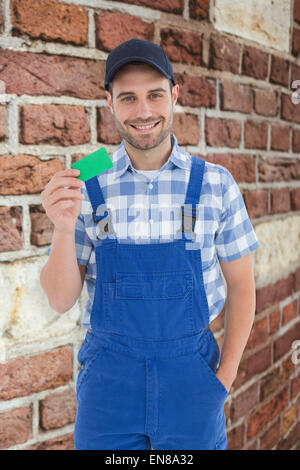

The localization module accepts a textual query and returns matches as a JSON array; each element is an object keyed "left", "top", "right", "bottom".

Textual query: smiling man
[{"left": 40, "top": 38, "right": 260, "bottom": 450}]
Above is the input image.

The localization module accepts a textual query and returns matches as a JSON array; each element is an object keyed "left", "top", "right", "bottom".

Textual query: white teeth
[{"left": 134, "top": 123, "right": 157, "bottom": 129}]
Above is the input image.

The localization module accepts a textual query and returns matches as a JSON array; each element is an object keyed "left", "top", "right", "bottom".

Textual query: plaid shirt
[{"left": 49, "top": 134, "right": 260, "bottom": 328}]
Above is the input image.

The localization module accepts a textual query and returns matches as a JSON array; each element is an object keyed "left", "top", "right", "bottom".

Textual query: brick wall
[{"left": 0, "top": 0, "right": 299, "bottom": 450}]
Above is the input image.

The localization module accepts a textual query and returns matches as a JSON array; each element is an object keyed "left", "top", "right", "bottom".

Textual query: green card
[{"left": 72, "top": 147, "right": 114, "bottom": 182}]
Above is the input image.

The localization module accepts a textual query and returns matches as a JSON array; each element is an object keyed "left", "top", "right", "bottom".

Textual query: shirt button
[
  {"left": 149, "top": 183, "right": 153, "bottom": 190},
  {"left": 149, "top": 219, "right": 154, "bottom": 225},
  {"left": 81, "top": 364, "right": 85, "bottom": 370}
]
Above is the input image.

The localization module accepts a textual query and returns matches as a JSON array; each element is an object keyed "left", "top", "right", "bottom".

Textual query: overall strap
[
  {"left": 178, "top": 155, "right": 205, "bottom": 241},
  {"left": 85, "top": 176, "right": 116, "bottom": 242}
]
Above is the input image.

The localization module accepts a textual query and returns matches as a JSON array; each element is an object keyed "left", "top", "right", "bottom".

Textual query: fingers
[{"left": 41, "top": 169, "right": 84, "bottom": 211}]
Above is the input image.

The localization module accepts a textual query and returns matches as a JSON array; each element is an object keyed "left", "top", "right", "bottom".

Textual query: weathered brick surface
[
  {"left": 271, "top": 124, "right": 290, "bottom": 151},
  {"left": 242, "top": 46, "right": 268, "bottom": 80},
  {"left": 20, "top": 104, "right": 91, "bottom": 146},
  {"left": 116, "top": 0, "right": 183, "bottom": 13},
  {"left": 172, "top": 113, "right": 200, "bottom": 145},
  {"left": 274, "top": 321, "right": 300, "bottom": 362},
  {"left": 39, "top": 388, "right": 76, "bottom": 430},
  {"left": 205, "top": 153, "right": 255, "bottom": 183},
  {"left": 97, "top": 107, "right": 121, "bottom": 145},
  {"left": 256, "top": 275, "right": 294, "bottom": 313},
  {"left": 205, "top": 117, "right": 241, "bottom": 148},
  {"left": 227, "top": 423, "right": 244, "bottom": 450},
  {"left": 0, "top": 347, "right": 72, "bottom": 400},
  {"left": 175, "top": 73, "right": 216, "bottom": 108},
  {"left": 254, "top": 88, "right": 279, "bottom": 117},
  {"left": 295, "top": 0, "right": 300, "bottom": 24},
  {"left": 189, "top": 0, "right": 210, "bottom": 20},
  {"left": 0, "top": 50, "right": 105, "bottom": 99},
  {"left": 247, "top": 388, "right": 289, "bottom": 439},
  {"left": 95, "top": 12, "right": 154, "bottom": 52},
  {"left": 270, "top": 56, "right": 289, "bottom": 86},
  {"left": 210, "top": 35, "right": 240, "bottom": 73},
  {"left": 243, "top": 190, "right": 268, "bottom": 218},
  {"left": 292, "top": 27, "right": 300, "bottom": 57},
  {"left": 291, "top": 187, "right": 300, "bottom": 210},
  {"left": 281, "top": 93, "right": 300, "bottom": 124},
  {"left": 293, "top": 129, "right": 300, "bottom": 152},
  {"left": 244, "top": 121, "right": 268, "bottom": 149},
  {"left": 11, "top": 0, "right": 88, "bottom": 45},
  {"left": 220, "top": 80, "right": 253, "bottom": 114},
  {"left": 0, "top": 406, "right": 32, "bottom": 450},
  {"left": 258, "top": 156, "right": 300, "bottom": 182},
  {"left": 27, "top": 433, "right": 74, "bottom": 450},
  {"left": 0, "top": 155, "right": 63, "bottom": 195},
  {"left": 230, "top": 383, "right": 259, "bottom": 422},
  {"left": 160, "top": 28, "right": 202, "bottom": 65},
  {"left": 260, "top": 418, "right": 280, "bottom": 450},
  {"left": 30, "top": 204, "right": 54, "bottom": 246},
  {"left": 0, "top": 206, "right": 22, "bottom": 252},
  {"left": 270, "top": 188, "right": 291, "bottom": 214}
]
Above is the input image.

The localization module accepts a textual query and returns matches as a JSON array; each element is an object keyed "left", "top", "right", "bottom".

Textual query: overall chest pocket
[{"left": 103, "top": 271, "right": 195, "bottom": 340}]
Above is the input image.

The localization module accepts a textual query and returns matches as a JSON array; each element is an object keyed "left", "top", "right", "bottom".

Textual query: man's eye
[
  {"left": 150, "top": 93, "right": 162, "bottom": 99},
  {"left": 122, "top": 96, "right": 134, "bottom": 102}
]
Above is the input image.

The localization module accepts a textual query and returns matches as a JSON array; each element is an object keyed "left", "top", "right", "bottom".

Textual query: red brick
[
  {"left": 189, "top": 0, "right": 210, "bottom": 20},
  {"left": 270, "top": 188, "right": 290, "bottom": 214},
  {"left": 0, "top": 50, "right": 105, "bottom": 99},
  {"left": 97, "top": 107, "right": 121, "bottom": 145},
  {"left": 0, "top": 154, "right": 62, "bottom": 195},
  {"left": 95, "top": 12, "right": 154, "bottom": 52},
  {"left": 39, "top": 388, "right": 76, "bottom": 430},
  {"left": 210, "top": 35, "right": 240, "bottom": 73},
  {"left": 269, "top": 307, "right": 280, "bottom": 334},
  {"left": 11, "top": 0, "right": 88, "bottom": 45},
  {"left": 0, "top": 406, "right": 32, "bottom": 450},
  {"left": 227, "top": 423, "right": 244, "bottom": 450},
  {"left": 277, "top": 422, "right": 300, "bottom": 449},
  {"left": 205, "top": 153, "right": 255, "bottom": 183},
  {"left": 282, "top": 299, "right": 297, "bottom": 326},
  {"left": 292, "top": 129, "right": 300, "bottom": 152},
  {"left": 281, "top": 93, "right": 300, "bottom": 124},
  {"left": 220, "top": 80, "right": 253, "bottom": 114},
  {"left": 20, "top": 104, "right": 90, "bottom": 146},
  {"left": 27, "top": 433, "right": 74, "bottom": 450},
  {"left": 258, "top": 156, "right": 300, "bottom": 182},
  {"left": 256, "top": 275, "right": 294, "bottom": 313},
  {"left": 274, "top": 321, "right": 300, "bottom": 362},
  {"left": 246, "top": 316, "right": 268, "bottom": 350},
  {"left": 259, "top": 368, "right": 281, "bottom": 401},
  {"left": 30, "top": 204, "right": 54, "bottom": 246},
  {"left": 0, "top": 206, "right": 22, "bottom": 252},
  {"left": 295, "top": 0, "right": 300, "bottom": 24},
  {"left": 0, "top": 347, "right": 72, "bottom": 400},
  {"left": 244, "top": 121, "right": 268, "bottom": 150},
  {"left": 292, "top": 27, "right": 300, "bottom": 57},
  {"left": 280, "top": 355, "right": 296, "bottom": 383},
  {"left": 172, "top": 113, "right": 200, "bottom": 145},
  {"left": 0, "top": 105, "right": 7, "bottom": 140},
  {"left": 271, "top": 125, "right": 290, "bottom": 151},
  {"left": 115, "top": 0, "right": 183, "bottom": 14},
  {"left": 175, "top": 73, "right": 216, "bottom": 108},
  {"left": 230, "top": 383, "right": 259, "bottom": 422},
  {"left": 282, "top": 406, "right": 296, "bottom": 435},
  {"left": 291, "top": 374, "right": 300, "bottom": 399},
  {"left": 234, "top": 346, "right": 271, "bottom": 389},
  {"left": 243, "top": 190, "right": 268, "bottom": 218},
  {"left": 254, "top": 88, "right": 279, "bottom": 117},
  {"left": 291, "top": 187, "right": 300, "bottom": 210},
  {"left": 242, "top": 46, "right": 268, "bottom": 80},
  {"left": 260, "top": 418, "right": 280, "bottom": 450},
  {"left": 247, "top": 388, "right": 288, "bottom": 439},
  {"left": 160, "top": 28, "right": 202, "bottom": 65},
  {"left": 270, "top": 56, "right": 289, "bottom": 86},
  {"left": 205, "top": 117, "right": 241, "bottom": 148}
]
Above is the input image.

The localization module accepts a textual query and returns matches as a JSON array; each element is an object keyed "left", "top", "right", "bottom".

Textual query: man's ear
[
  {"left": 172, "top": 84, "right": 179, "bottom": 107},
  {"left": 105, "top": 91, "right": 114, "bottom": 114}
]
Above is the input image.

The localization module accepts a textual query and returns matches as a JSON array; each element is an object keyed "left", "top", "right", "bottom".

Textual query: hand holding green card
[{"left": 72, "top": 147, "right": 114, "bottom": 182}]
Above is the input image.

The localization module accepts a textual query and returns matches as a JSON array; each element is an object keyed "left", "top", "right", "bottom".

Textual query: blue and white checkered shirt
[{"left": 49, "top": 134, "right": 260, "bottom": 328}]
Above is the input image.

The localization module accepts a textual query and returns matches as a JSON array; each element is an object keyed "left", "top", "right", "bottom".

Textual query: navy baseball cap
[{"left": 104, "top": 38, "right": 176, "bottom": 91}]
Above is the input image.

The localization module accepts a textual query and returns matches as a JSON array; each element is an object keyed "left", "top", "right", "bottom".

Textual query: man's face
[{"left": 105, "top": 63, "right": 179, "bottom": 151}]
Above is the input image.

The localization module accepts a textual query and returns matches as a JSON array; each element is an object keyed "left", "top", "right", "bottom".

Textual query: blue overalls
[{"left": 74, "top": 155, "right": 228, "bottom": 450}]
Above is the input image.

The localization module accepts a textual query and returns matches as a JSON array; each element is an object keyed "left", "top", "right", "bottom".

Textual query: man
[{"left": 40, "top": 38, "right": 260, "bottom": 450}]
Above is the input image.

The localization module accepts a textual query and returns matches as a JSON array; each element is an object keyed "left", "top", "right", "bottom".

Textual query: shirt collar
[{"left": 110, "top": 134, "right": 191, "bottom": 180}]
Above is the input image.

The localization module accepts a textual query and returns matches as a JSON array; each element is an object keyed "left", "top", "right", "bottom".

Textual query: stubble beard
[{"left": 113, "top": 112, "right": 174, "bottom": 151}]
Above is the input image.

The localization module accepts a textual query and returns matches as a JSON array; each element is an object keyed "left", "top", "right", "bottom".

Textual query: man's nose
[{"left": 136, "top": 98, "right": 152, "bottom": 120}]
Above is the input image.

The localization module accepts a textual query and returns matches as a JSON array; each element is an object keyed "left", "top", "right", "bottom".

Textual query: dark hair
[{"left": 108, "top": 62, "right": 174, "bottom": 97}]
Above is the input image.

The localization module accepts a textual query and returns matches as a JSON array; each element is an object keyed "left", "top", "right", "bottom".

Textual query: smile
[{"left": 130, "top": 121, "right": 161, "bottom": 131}]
